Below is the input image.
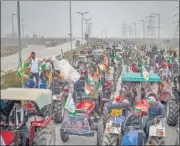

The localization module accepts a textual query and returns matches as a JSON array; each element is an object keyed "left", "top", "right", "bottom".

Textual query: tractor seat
[
  {"left": 103, "top": 81, "right": 113, "bottom": 89},
  {"left": 76, "top": 100, "right": 95, "bottom": 115}
]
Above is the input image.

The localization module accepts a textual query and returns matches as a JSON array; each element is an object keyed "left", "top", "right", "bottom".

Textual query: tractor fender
[{"left": 26, "top": 116, "right": 43, "bottom": 135}]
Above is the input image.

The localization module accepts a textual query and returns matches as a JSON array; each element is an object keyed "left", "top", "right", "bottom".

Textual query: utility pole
[
  {"left": 153, "top": 13, "right": 160, "bottom": 41},
  {"left": 69, "top": 1, "right": 72, "bottom": 50},
  {"left": 121, "top": 23, "right": 128, "bottom": 39},
  {"left": 140, "top": 20, "right": 145, "bottom": 39},
  {"left": 132, "top": 22, "right": 136, "bottom": 38},
  {"left": 77, "top": 11, "right": 89, "bottom": 44},
  {"left": 12, "top": 13, "right": 17, "bottom": 38},
  {"left": 17, "top": 1, "right": 22, "bottom": 87}
]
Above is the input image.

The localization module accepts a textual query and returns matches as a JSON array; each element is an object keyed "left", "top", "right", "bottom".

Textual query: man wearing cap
[
  {"left": 145, "top": 96, "right": 165, "bottom": 138},
  {"left": 120, "top": 106, "right": 143, "bottom": 143}
]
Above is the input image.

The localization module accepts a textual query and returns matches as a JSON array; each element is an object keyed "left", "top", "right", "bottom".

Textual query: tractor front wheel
[
  {"left": 53, "top": 100, "right": 64, "bottom": 123},
  {"left": 102, "top": 133, "right": 119, "bottom": 146},
  {"left": 33, "top": 121, "right": 55, "bottom": 145},
  {"left": 60, "top": 122, "right": 69, "bottom": 142}
]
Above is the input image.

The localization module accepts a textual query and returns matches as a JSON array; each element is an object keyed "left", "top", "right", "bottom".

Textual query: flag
[
  {"left": 104, "top": 52, "right": 108, "bottom": 67},
  {"left": 39, "top": 60, "right": 46, "bottom": 71},
  {"left": 64, "top": 93, "right": 76, "bottom": 115},
  {"left": 98, "top": 79, "right": 103, "bottom": 92},
  {"left": 16, "top": 58, "right": 23, "bottom": 80},
  {"left": 143, "top": 69, "right": 150, "bottom": 81},
  {"left": 93, "top": 73, "right": 99, "bottom": 84},
  {"left": 87, "top": 73, "right": 94, "bottom": 84},
  {"left": 98, "top": 64, "right": 106, "bottom": 72},
  {"left": 84, "top": 83, "right": 93, "bottom": 96}
]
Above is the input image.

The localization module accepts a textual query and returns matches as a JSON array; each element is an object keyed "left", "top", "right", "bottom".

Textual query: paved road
[{"left": 1, "top": 40, "right": 78, "bottom": 72}]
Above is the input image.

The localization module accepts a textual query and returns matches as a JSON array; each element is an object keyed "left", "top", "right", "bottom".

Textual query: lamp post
[
  {"left": 69, "top": 1, "right": 72, "bottom": 50},
  {"left": 83, "top": 18, "right": 91, "bottom": 35},
  {"left": 77, "top": 11, "right": 89, "bottom": 44}
]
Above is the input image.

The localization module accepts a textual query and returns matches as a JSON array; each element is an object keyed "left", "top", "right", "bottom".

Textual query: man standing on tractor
[
  {"left": 29, "top": 52, "right": 43, "bottom": 88},
  {"left": 9, "top": 101, "right": 28, "bottom": 145},
  {"left": 144, "top": 96, "right": 165, "bottom": 139}
]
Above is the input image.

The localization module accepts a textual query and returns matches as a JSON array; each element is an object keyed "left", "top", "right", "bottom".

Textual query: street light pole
[
  {"left": 132, "top": 22, "right": 136, "bottom": 38},
  {"left": 140, "top": 20, "right": 145, "bottom": 39},
  {"left": 69, "top": 1, "right": 72, "bottom": 50},
  {"left": 12, "top": 13, "right": 17, "bottom": 38},
  {"left": 83, "top": 18, "right": 91, "bottom": 35},
  {"left": 77, "top": 12, "right": 89, "bottom": 44},
  {"left": 153, "top": 13, "right": 160, "bottom": 41}
]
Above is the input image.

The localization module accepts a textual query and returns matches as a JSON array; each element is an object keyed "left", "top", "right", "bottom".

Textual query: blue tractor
[{"left": 120, "top": 114, "right": 146, "bottom": 146}]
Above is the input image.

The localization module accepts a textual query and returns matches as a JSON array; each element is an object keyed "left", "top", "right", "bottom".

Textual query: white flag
[{"left": 65, "top": 93, "right": 76, "bottom": 114}]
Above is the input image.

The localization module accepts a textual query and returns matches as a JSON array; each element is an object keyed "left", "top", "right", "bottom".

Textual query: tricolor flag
[
  {"left": 39, "top": 59, "right": 47, "bottom": 71},
  {"left": 87, "top": 73, "right": 94, "bottom": 84},
  {"left": 84, "top": 83, "right": 93, "bottom": 96},
  {"left": 98, "top": 64, "right": 106, "bottom": 72},
  {"left": 65, "top": 93, "right": 76, "bottom": 115}
]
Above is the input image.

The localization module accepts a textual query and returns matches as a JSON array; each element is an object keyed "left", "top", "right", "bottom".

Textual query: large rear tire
[
  {"left": 41, "top": 104, "right": 52, "bottom": 117},
  {"left": 166, "top": 99, "right": 179, "bottom": 126},
  {"left": 33, "top": 121, "right": 56, "bottom": 145},
  {"left": 102, "top": 133, "right": 118, "bottom": 146},
  {"left": 53, "top": 100, "right": 64, "bottom": 123}
]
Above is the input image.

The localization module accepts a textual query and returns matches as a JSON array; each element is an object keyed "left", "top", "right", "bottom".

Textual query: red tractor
[
  {"left": 60, "top": 96, "right": 104, "bottom": 145},
  {"left": 0, "top": 88, "right": 56, "bottom": 145}
]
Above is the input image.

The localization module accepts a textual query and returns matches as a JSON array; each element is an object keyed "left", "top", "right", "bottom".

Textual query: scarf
[{"left": 15, "top": 108, "right": 24, "bottom": 125}]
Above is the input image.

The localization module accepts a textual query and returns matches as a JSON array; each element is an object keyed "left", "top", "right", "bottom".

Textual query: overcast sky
[{"left": 1, "top": 1, "right": 179, "bottom": 38}]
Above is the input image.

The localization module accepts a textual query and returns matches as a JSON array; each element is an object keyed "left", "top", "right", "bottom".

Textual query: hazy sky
[{"left": 1, "top": 1, "right": 179, "bottom": 38}]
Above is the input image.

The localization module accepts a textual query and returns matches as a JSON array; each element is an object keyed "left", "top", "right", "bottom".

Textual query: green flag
[{"left": 16, "top": 58, "right": 23, "bottom": 80}]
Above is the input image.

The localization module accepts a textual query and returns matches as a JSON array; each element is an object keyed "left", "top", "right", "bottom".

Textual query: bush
[{"left": 1, "top": 70, "right": 22, "bottom": 89}]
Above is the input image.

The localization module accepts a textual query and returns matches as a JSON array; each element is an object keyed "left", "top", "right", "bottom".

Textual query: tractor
[{"left": 0, "top": 88, "right": 56, "bottom": 145}]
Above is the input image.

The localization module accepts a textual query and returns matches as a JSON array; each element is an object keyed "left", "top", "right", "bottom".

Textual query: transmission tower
[
  {"left": 146, "top": 14, "right": 156, "bottom": 39},
  {"left": 172, "top": 6, "right": 179, "bottom": 38},
  {"left": 121, "top": 23, "right": 128, "bottom": 38}
]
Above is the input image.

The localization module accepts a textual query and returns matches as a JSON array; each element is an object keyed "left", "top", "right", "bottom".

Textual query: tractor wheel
[
  {"left": 33, "top": 121, "right": 56, "bottom": 145},
  {"left": 41, "top": 104, "right": 52, "bottom": 117},
  {"left": 102, "top": 133, "right": 118, "bottom": 146},
  {"left": 166, "top": 99, "right": 179, "bottom": 126},
  {"left": 102, "top": 103, "right": 109, "bottom": 127},
  {"left": 150, "top": 137, "right": 165, "bottom": 146},
  {"left": 97, "top": 118, "right": 104, "bottom": 145},
  {"left": 60, "top": 122, "right": 69, "bottom": 142},
  {"left": 53, "top": 100, "right": 64, "bottom": 123}
]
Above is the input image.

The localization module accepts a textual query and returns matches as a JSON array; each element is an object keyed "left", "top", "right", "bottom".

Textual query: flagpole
[{"left": 17, "top": 1, "right": 23, "bottom": 87}]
